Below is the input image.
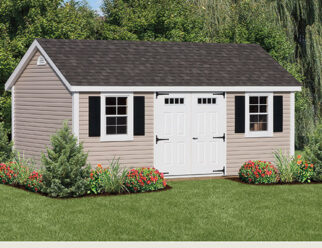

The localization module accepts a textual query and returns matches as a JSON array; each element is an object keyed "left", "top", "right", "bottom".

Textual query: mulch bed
[
  {"left": 2, "top": 183, "right": 172, "bottom": 199},
  {"left": 226, "top": 177, "right": 322, "bottom": 186}
]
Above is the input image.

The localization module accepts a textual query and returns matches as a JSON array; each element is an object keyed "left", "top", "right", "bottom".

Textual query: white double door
[{"left": 155, "top": 93, "right": 226, "bottom": 176}]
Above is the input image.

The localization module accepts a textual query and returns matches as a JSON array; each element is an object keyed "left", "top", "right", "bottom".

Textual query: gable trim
[{"left": 5, "top": 40, "right": 72, "bottom": 92}]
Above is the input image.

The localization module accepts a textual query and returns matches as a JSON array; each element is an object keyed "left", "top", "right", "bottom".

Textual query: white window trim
[
  {"left": 245, "top": 92, "right": 273, "bottom": 138},
  {"left": 100, "top": 93, "right": 133, "bottom": 141}
]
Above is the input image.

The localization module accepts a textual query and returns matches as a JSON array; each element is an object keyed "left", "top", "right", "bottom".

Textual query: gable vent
[{"left": 37, "top": 55, "right": 47, "bottom": 66}]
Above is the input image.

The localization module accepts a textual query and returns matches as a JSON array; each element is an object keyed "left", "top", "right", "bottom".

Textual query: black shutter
[
  {"left": 88, "top": 96, "right": 101, "bottom": 137},
  {"left": 274, "top": 96, "right": 283, "bottom": 132},
  {"left": 134, "top": 96, "right": 145, "bottom": 136},
  {"left": 235, "top": 96, "right": 245, "bottom": 133}
]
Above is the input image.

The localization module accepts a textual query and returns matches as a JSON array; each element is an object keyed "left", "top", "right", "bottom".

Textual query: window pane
[
  {"left": 170, "top": 98, "right": 174, "bottom": 104},
  {"left": 250, "top": 114, "right": 259, "bottom": 122},
  {"left": 106, "top": 107, "right": 116, "bottom": 115},
  {"left": 262, "top": 123, "right": 268, "bottom": 131},
  {"left": 260, "top": 105, "right": 267, "bottom": 113},
  {"left": 207, "top": 98, "right": 211, "bottom": 104},
  {"left": 117, "top": 107, "right": 127, "bottom": 115},
  {"left": 259, "top": 115, "right": 267, "bottom": 122},
  {"left": 117, "top": 117, "right": 127, "bottom": 125},
  {"left": 175, "top": 98, "right": 179, "bottom": 104},
  {"left": 250, "top": 123, "right": 255, "bottom": 131},
  {"left": 198, "top": 98, "right": 201, "bottom": 104},
  {"left": 250, "top": 97, "right": 258, "bottom": 104},
  {"left": 180, "top": 98, "right": 184, "bottom": 104},
  {"left": 260, "top": 97, "right": 267, "bottom": 104},
  {"left": 106, "top": 97, "right": 116, "bottom": 106},
  {"left": 106, "top": 126, "right": 116, "bottom": 134},
  {"left": 117, "top": 97, "right": 127, "bottom": 105},
  {"left": 165, "top": 98, "right": 169, "bottom": 104},
  {"left": 117, "top": 126, "right": 127, "bottom": 134},
  {"left": 249, "top": 105, "right": 258, "bottom": 113},
  {"left": 203, "top": 98, "right": 207, "bottom": 104},
  {"left": 212, "top": 98, "right": 216, "bottom": 104},
  {"left": 106, "top": 117, "right": 116, "bottom": 125}
]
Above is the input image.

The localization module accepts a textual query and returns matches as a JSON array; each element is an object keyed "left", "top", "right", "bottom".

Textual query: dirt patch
[
  {"left": 2, "top": 183, "right": 172, "bottom": 199},
  {"left": 226, "top": 177, "right": 322, "bottom": 186}
]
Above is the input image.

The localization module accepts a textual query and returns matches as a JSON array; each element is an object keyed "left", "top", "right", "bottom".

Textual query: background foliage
[{"left": 0, "top": 0, "right": 321, "bottom": 148}]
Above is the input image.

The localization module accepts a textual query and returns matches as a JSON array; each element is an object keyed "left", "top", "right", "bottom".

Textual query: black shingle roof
[{"left": 36, "top": 39, "right": 300, "bottom": 87}]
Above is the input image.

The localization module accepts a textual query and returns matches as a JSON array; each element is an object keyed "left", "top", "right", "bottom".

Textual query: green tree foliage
[
  {"left": 0, "top": 122, "right": 13, "bottom": 162},
  {"left": 101, "top": 0, "right": 207, "bottom": 42},
  {"left": 304, "top": 123, "right": 322, "bottom": 181},
  {"left": 41, "top": 122, "right": 91, "bottom": 197},
  {"left": 0, "top": 91, "right": 11, "bottom": 132}
]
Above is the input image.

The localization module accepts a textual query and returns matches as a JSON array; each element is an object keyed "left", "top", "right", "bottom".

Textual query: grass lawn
[{"left": 0, "top": 179, "right": 321, "bottom": 241}]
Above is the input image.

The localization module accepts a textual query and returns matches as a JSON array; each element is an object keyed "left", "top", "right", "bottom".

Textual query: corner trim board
[
  {"left": 72, "top": 92, "right": 79, "bottom": 140},
  {"left": 11, "top": 86, "right": 15, "bottom": 147},
  {"left": 290, "top": 92, "right": 295, "bottom": 156}
]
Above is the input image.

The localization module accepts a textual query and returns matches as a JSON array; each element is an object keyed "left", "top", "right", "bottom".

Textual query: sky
[{"left": 86, "top": 0, "right": 103, "bottom": 12}]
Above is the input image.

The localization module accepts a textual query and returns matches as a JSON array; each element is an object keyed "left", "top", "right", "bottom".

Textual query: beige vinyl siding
[
  {"left": 14, "top": 51, "right": 72, "bottom": 165},
  {"left": 226, "top": 92, "right": 291, "bottom": 175},
  {"left": 79, "top": 93, "right": 154, "bottom": 168}
]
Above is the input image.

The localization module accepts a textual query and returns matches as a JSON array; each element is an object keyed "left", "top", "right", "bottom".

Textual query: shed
[{"left": 5, "top": 39, "right": 301, "bottom": 177}]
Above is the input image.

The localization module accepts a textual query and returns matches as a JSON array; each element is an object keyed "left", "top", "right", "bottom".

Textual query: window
[
  {"left": 101, "top": 93, "right": 133, "bottom": 141},
  {"left": 165, "top": 98, "right": 184, "bottom": 104},
  {"left": 245, "top": 93, "right": 273, "bottom": 137},
  {"left": 198, "top": 98, "right": 216, "bottom": 104}
]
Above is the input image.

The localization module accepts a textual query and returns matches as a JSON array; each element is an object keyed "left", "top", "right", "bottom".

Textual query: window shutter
[
  {"left": 274, "top": 96, "right": 283, "bottom": 132},
  {"left": 235, "top": 96, "right": 245, "bottom": 133},
  {"left": 88, "top": 96, "right": 101, "bottom": 137},
  {"left": 134, "top": 96, "right": 145, "bottom": 136}
]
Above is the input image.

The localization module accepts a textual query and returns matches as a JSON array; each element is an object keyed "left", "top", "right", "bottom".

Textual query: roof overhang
[
  {"left": 70, "top": 86, "right": 301, "bottom": 92},
  {"left": 5, "top": 40, "right": 72, "bottom": 92}
]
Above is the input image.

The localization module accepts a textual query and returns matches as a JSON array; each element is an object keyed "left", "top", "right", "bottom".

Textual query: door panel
[
  {"left": 155, "top": 94, "right": 191, "bottom": 175},
  {"left": 155, "top": 93, "right": 226, "bottom": 176}
]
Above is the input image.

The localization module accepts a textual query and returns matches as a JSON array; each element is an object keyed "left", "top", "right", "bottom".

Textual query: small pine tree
[
  {"left": 41, "top": 122, "right": 91, "bottom": 197},
  {"left": 0, "top": 122, "right": 13, "bottom": 162}
]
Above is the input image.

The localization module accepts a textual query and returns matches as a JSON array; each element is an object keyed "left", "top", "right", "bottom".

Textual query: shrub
[
  {"left": 25, "top": 171, "right": 43, "bottom": 193},
  {"left": 99, "top": 159, "right": 128, "bottom": 194},
  {"left": 295, "top": 155, "right": 314, "bottom": 183},
  {"left": 304, "top": 123, "right": 322, "bottom": 182},
  {"left": 239, "top": 160, "right": 279, "bottom": 184},
  {"left": 41, "top": 122, "right": 91, "bottom": 198},
  {"left": 273, "top": 150, "right": 299, "bottom": 183},
  {"left": 0, "top": 122, "right": 13, "bottom": 163},
  {"left": 125, "top": 168, "right": 167, "bottom": 193},
  {"left": 89, "top": 159, "right": 128, "bottom": 194}
]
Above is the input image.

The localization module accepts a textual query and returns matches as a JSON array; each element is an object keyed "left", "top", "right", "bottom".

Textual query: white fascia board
[
  {"left": 5, "top": 40, "right": 72, "bottom": 92},
  {"left": 71, "top": 86, "right": 302, "bottom": 93}
]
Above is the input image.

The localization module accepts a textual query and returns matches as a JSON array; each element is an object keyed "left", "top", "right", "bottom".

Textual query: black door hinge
[
  {"left": 156, "top": 135, "right": 169, "bottom": 144},
  {"left": 213, "top": 133, "right": 225, "bottom": 142}
]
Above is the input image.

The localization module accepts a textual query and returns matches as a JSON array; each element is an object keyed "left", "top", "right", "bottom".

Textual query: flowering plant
[
  {"left": 125, "top": 167, "right": 167, "bottom": 193},
  {"left": 295, "top": 155, "right": 314, "bottom": 183},
  {"left": 239, "top": 160, "right": 279, "bottom": 184},
  {"left": 0, "top": 162, "right": 19, "bottom": 184},
  {"left": 25, "top": 171, "right": 43, "bottom": 192},
  {"left": 89, "top": 164, "right": 104, "bottom": 194}
]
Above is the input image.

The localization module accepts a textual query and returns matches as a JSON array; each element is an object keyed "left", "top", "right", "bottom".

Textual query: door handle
[
  {"left": 156, "top": 135, "right": 169, "bottom": 144},
  {"left": 192, "top": 137, "right": 198, "bottom": 140}
]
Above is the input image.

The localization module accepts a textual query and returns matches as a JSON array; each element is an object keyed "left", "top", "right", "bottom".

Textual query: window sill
[
  {"left": 244, "top": 131, "right": 273, "bottom": 138},
  {"left": 100, "top": 135, "right": 134, "bottom": 142}
]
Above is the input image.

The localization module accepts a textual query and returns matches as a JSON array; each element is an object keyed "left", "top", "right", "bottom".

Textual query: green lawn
[{"left": 0, "top": 179, "right": 321, "bottom": 241}]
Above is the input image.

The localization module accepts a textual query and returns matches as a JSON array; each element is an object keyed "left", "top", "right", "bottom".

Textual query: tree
[
  {"left": 0, "top": 122, "right": 13, "bottom": 162},
  {"left": 41, "top": 122, "right": 91, "bottom": 198},
  {"left": 101, "top": 0, "right": 207, "bottom": 42}
]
